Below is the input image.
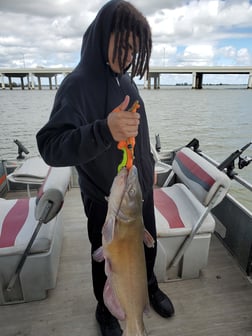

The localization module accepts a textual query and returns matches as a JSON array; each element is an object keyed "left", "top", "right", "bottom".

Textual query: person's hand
[{"left": 107, "top": 95, "right": 140, "bottom": 142}]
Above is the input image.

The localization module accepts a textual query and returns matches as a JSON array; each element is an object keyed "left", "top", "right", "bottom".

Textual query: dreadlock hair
[{"left": 110, "top": 1, "right": 152, "bottom": 79}]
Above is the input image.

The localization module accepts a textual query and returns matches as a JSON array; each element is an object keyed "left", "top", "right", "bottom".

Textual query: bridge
[
  {"left": 0, "top": 66, "right": 252, "bottom": 89},
  {"left": 147, "top": 65, "right": 252, "bottom": 89},
  {"left": 0, "top": 67, "right": 73, "bottom": 90}
]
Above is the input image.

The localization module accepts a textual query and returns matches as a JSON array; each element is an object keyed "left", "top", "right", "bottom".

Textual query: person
[{"left": 36, "top": 1, "right": 174, "bottom": 335}]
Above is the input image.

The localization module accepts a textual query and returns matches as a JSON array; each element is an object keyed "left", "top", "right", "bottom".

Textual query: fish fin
[
  {"left": 144, "top": 302, "right": 152, "bottom": 318},
  {"left": 143, "top": 229, "right": 155, "bottom": 248},
  {"left": 104, "top": 257, "right": 112, "bottom": 276},
  {"left": 92, "top": 246, "right": 104, "bottom": 262},
  {"left": 103, "top": 279, "right": 126, "bottom": 321},
  {"left": 102, "top": 216, "right": 115, "bottom": 244}
]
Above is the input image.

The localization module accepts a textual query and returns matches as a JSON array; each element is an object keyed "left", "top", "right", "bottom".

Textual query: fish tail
[
  {"left": 122, "top": 331, "right": 148, "bottom": 336},
  {"left": 123, "top": 322, "right": 147, "bottom": 336}
]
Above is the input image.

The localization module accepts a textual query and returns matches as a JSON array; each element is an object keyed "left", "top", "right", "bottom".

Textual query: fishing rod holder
[
  {"left": 218, "top": 141, "right": 252, "bottom": 178},
  {"left": 14, "top": 139, "right": 29, "bottom": 160},
  {"left": 238, "top": 156, "right": 252, "bottom": 169},
  {"left": 185, "top": 138, "right": 200, "bottom": 152},
  {"left": 155, "top": 134, "right": 161, "bottom": 152}
]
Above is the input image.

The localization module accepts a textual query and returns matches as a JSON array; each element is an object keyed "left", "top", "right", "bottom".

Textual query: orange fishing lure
[{"left": 115, "top": 100, "right": 140, "bottom": 171}]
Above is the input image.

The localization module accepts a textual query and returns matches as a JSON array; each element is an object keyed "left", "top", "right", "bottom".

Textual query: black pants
[{"left": 82, "top": 190, "right": 158, "bottom": 304}]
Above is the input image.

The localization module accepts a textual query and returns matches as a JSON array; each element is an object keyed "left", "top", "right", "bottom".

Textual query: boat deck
[{"left": 1, "top": 187, "right": 252, "bottom": 336}]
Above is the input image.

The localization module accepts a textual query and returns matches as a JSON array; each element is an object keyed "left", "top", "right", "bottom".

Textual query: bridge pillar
[
  {"left": 37, "top": 76, "right": 42, "bottom": 90},
  {"left": 144, "top": 74, "right": 151, "bottom": 89},
  {"left": 153, "top": 74, "right": 160, "bottom": 89},
  {"left": 27, "top": 74, "right": 30, "bottom": 89},
  {"left": 248, "top": 73, "right": 252, "bottom": 89},
  {"left": 192, "top": 72, "right": 203, "bottom": 89},
  {"left": 55, "top": 75, "right": 58, "bottom": 89},
  {"left": 20, "top": 76, "right": 25, "bottom": 90},
  {"left": 145, "top": 73, "right": 160, "bottom": 89},
  {"left": 8, "top": 76, "right": 13, "bottom": 90},
  {"left": 29, "top": 72, "right": 35, "bottom": 89},
  {"left": 49, "top": 77, "right": 52, "bottom": 90},
  {"left": 148, "top": 76, "right": 151, "bottom": 89},
  {"left": 1, "top": 74, "right": 5, "bottom": 89}
]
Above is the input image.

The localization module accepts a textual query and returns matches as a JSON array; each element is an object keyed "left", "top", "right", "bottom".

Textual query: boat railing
[{"left": 199, "top": 151, "right": 252, "bottom": 192}]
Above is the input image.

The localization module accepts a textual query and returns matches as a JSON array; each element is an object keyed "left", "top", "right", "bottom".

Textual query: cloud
[
  {"left": 0, "top": 0, "right": 251, "bottom": 72},
  {"left": 149, "top": 0, "right": 252, "bottom": 43},
  {"left": 133, "top": 0, "right": 187, "bottom": 14},
  {"left": 0, "top": 0, "right": 101, "bottom": 17},
  {"left": 180, "top": 45, "right": 215, "bottom": 65},
  {"left": 217, "top": 45, "right": 251, "bottom": 65}
]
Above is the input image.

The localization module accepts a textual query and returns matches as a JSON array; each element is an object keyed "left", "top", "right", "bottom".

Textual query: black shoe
[
  {"left": 149, "top": 288, "right": 175, "bottom": 318},
  {"left": 95, "top": 303, "right": 123, "bottom": 336}
]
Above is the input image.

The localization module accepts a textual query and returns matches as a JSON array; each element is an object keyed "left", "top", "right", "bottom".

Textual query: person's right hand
[{"left": 107, "top": 95, "right": 140, "bottom": 142}]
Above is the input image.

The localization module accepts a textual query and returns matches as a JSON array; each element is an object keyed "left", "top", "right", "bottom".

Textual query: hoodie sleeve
[{"left": 36, "top": 89, "right": 114, "bottom": 167}]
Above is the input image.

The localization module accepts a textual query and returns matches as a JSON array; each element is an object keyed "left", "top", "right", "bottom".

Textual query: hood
[
  {"left": 56, "top": 0, "right": 125, "bottom": 125},
  {"left": 78, "top": 0, "right": 120, "bottom": 74}
]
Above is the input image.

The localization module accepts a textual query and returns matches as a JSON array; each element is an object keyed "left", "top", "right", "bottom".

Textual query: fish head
[{"left": 118, "top": 165, "right": 143, "bottom": 221}]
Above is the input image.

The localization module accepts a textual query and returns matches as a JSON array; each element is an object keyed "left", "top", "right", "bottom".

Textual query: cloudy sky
[{"left": 0, "top": 0, "right": 252, "bottom": 84}]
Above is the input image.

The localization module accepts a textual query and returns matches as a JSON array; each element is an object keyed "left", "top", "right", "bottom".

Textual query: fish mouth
[
  {"left": 128, "top": 165, "right": 138, "bottom": 179},
  {"left": 127, "top": 165, "right": 138, "bottom": 188}
]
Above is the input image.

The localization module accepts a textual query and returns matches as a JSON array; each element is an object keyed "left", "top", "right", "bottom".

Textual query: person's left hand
[{"left": 107, "top": 95, "right": 140, "bottom": 142}]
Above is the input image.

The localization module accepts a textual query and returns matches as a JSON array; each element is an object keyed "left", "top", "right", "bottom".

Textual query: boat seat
[
  {"left": 154, "top": 147, "right": 231, "bottom": 281},
  {"left": 0, "top": 166, "right": 72, "bottom": 304},
  {"left": 151, "top": 143, "right": 173, "bottom": 187},
  {"left": 7, "top": 156, "right": 50, "bottom": 196},
  {"left": 0, "top": 160, "right": 7, "bottom": 196}
]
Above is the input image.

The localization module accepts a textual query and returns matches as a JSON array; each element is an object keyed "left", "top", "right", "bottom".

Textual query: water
[
  {"left": 0, "top": 86, "right": 251, "bottom": 209},
  {"left": 0, "top": 90, "right": 55, "bottom": 159}
]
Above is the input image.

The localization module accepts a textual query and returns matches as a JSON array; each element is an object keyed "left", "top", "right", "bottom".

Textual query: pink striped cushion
[
  {"left": 154, "top": 189, "right": 185, "bottom": 229},
  {"left": 0, "top": 198, "right": 54, "bottom": 255},
  {"left": 0, "top": 199, "right": 29, "bottom": 248},
  {"left": 175, "top": 150, "right": 215, "bottom": 192},
  {"left": 172, "top": 148, "right": 231, "bottom": 207},
  {"left": 154, "top": 186, "right": 216, "bottom": 237}
]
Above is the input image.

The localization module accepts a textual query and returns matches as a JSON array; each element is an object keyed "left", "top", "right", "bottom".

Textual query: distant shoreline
[{"left": 0, "top": 83, "right": 248, "bottom": 90}]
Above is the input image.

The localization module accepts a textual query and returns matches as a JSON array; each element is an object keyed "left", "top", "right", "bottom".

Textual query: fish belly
[{"left": 105, "top": 221, "right": 148, "bottom": 335}]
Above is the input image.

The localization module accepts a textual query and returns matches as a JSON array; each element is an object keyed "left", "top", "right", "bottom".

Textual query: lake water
[{"left": 0, "top": 86, "right": 251, "bottom": 209}]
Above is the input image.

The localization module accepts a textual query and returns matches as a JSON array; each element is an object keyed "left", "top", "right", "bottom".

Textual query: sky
[{"left": 0, "top": 0, "right": 252, "bottom": 84}]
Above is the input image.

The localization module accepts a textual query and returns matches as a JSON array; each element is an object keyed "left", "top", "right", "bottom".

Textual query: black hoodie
[{"left": 36, "top": 0, "right": 155, "bottom": 203}]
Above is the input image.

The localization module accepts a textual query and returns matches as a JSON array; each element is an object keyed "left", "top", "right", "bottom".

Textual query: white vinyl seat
[
  {"left": 154, "top": 147, "right": 231, "bottom": 281},
  {"left": 0, "top": 166, "right": 71, "bottom": 304},
  {"left": 7, "top": 156, "right": 49, "bottom": 196}
]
